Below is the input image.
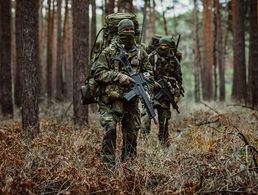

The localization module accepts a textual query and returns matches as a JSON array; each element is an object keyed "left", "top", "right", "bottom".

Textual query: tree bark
[
  {"left": 193, "top": 0, "right": 201, "bottom": 102},
  {"left": 56, "top": 0, "right": 63, "bottom": 101},
  {"left": 202, "top": 0, "right": 213, "bottom": 101},
  {"left": 107, "top": 0, "right": 114, "bottom": 14},
  {"left": 0, "top": 0, "right": 13, "bottom": 118},
  {"left": 38, "top": 0, "right": 45, "bottom": 99},
  {"left": 0, "top": 2, "right": 2, "bottom": 106},
  {"left": 117, "top": 0, "right": 123, "bottom": 12},
  {"left": 249, "top": 0, "right": 258, "bottom": 107},
  {"left": 20, "top": 0, "right": 40, "bottom": 139},
  {"left": 72, "top": 0, "right": 89, "bottom": 126},
  {"left": 232, "top": 0, "right": 247, "bottom": 102},
  {"left": 217, "top": 0, "right": 226, "bottom": 101},
  {"left": 47, "top": 0, "right": 54, "bottom": 104},
  {"left": 63, "top": 0, "right": 69, "bottom": 99},
  {"left": 15, "top": 0, "right": 23, "bottom": 107},
  {"left": 213, "top": 0, "right": 218, "bottom": 101}
]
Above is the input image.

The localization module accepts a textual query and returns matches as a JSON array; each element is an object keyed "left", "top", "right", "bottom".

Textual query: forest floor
[{"left": 0, "top": 101, "right": 258, "bottom": 194}]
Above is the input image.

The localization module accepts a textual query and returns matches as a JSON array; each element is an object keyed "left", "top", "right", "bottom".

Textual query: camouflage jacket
[
  {"left": 91, "top": 39, "right": 153, "bottom": 101},
  {"left": 149, "top": 50, "right": 182, "bottom": 87},
  {"left": 149, "top": 50, "right": 183, "bottom": 108}
]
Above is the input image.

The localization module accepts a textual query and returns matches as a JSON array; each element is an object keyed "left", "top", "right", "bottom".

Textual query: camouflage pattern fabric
[
  {"left": 142, "top": 36, "right": 183, "bottom": 144},
  {"left": 91, "top": 36, "right": 153, "bottom": 164}
]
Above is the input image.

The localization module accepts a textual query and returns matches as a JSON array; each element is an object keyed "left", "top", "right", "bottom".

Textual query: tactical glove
[
  {"left": 153, "top": 81, "right": 161, "bottom": 89},
  {"left": 115, "top": 73, "right": 134, "bottom": 86},
  {"left": 174, "top": 95, "right": 181, "bottom": 103}
]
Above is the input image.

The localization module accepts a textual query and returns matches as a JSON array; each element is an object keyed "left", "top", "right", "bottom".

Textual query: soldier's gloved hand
[
  {"left": 174, "top": 95, "right": 181, "bottom": 103},
  {"left": 116, "top": 73, "right": 134, "bottom": 86},
  {"left": 153, "top": 81, "right": 161, "bottom": 89}
]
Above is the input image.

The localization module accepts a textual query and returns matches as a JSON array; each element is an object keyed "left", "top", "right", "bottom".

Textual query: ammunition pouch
[
  {"left": 80, "top": 78, "right": 98, "bottom": 105},
  {"left": 105, "top": 84, "right": 125, "bottom": 100}
]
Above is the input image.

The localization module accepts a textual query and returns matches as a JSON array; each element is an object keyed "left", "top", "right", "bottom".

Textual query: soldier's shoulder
[{"left": 102, "top": 44, "right": 117, "bottom": 56}]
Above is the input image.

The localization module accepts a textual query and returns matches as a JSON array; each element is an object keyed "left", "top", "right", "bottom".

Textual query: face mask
[
  {"left": 118, "top": 32, "right": 135, "bottom": 47},
  {"left": 157, "top": 47, "right": 169, "bottom": 56}
]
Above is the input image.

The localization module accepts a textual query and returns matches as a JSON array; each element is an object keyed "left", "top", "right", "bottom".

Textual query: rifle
[
  {"left": 155, "top": 77, "right": 180, "bottom": 113},
  {"left": 113, "top": 49, "right": 157, "bottom": 124}
]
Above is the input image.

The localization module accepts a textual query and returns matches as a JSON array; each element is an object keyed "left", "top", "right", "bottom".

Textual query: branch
[{"left": 200, "top": 101, "right": 220, "bottom": 114}]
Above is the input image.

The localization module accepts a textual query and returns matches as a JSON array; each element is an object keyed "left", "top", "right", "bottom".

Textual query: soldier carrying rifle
[{"left": 142, "top": 36, "right": 184, "bottom": 146}]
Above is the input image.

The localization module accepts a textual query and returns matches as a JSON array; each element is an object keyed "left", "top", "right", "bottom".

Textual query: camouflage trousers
[
  {"left": 98, "top": 96, "right": 140, "bottom": 164},
  {"left": 141, "top": 105, "right": 171, "bottom": 143}
]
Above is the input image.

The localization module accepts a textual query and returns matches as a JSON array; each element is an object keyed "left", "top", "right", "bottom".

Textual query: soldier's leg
[
  {"left": 141, "top": 106, "right": 151, "bottom": 134},
  {"left": 99, "top": 109, "right": 118, "bottom": 165},
  {"left": 157, "top": 106, "right": 171, "bottom": 144},
  {"left": 121, "top": 101, "right": 141, "bottom": 161}
]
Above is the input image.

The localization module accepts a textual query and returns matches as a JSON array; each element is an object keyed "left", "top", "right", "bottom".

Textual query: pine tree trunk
[
  {"left": 213, "top": 0, "right": 217, "bottom": 101},
  {"left": 38, "top": 0, "right": 46, "bottom": 99},
  {"left": 0, "top": 0, "right": 13, "bottom": 118},
  {"left": 63, "top": 0, "right": 69, "bottom": 99},
  {"left": 15, "top": 0, "right": 23, "bottom": 107},
  {"left": 107, "top": 0, "right": 114, "bottom": 14},
  {"left": 232, "top": 0, "right": 247, "bottom": 102},
  {"left": 72, "top": 0, "right": 89, "bottom": 126},
  {"left": 161, "top": 1, "right": 168, "bottom": 35},
  {"left": 202, "top": 0, "right": 213, "bottom": 101},
  {"left": 47, "top": 0, "right": 53, "bottom": 104},
  {"left": 217, "top": 0, "right": 226, "bottom": 101},
  {"left": 128, "top": 0, "right": 134, "bottom": 12},
  {"left": 38, "top": 0, "right": 45, "bottom": 99},
  {"left": 249, "top": 0, "right": 258, "bottom": 107},
  {"left": 56, "top": 0, "right": 63, "bottom": 101},
  {"left": 117, "top": 0, "right": 123, "bottom": 12},
  {"left": 0, "top": 2, "right": 2, "bottom": 106},
  {"left": 151, "top": 0, "right": 156, "bottom": 35},
  {"left": 193, "top": 0, "right": 201, "bottom": 102},
  {"left": 20, "top": 0, "right": 40, "bottom": 139}
]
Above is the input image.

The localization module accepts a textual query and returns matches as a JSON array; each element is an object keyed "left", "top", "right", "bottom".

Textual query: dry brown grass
[{"left": 0, "top": 102, "right": 257, "bottom": 194}]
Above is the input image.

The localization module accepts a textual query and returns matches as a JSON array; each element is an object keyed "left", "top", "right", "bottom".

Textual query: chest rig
[
  {"left": 112, "top": 43, "right": 142, "bottom": 74},
  {"left": 152, "top": 53, "right": 176, "bottom": 79}
]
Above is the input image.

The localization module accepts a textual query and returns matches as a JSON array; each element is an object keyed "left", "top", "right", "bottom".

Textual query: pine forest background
[{"left": 0, "top": 0, "right": 258, "bottom": 194}]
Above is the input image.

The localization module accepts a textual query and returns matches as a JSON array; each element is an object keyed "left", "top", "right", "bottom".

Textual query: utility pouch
[
  {"left": 80, "top": 78, "right": 98, "bottom": 105},
  {"left": 105, "top": 84, "right": 124, "bottom": 100}
]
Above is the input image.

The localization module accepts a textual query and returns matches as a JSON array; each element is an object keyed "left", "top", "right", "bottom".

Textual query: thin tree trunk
[
  {"left": 63, "top": 0, "right": 69, "bottom": 99},
  {"left": 128, "top": 0, "right": 134, "bottom": 12},
  {"left": 38, "top": 0, "right": 45, "bottom": 99},
  {"left": 47, "top": 0, "right": 54, "bottom": 104},
  {"left": 117, "top": 0, "right": 123, "bottom": 12},
  {"left": 20, "top": 0, "right": 40, "bottom": 139},
  {"left": 249, "top": 0, "right": 258, "bottom": 107},
  {"left": 202, "top": 0, "right": 213, "bottom": 101},
  {"left": 107, "top": 0, "right": 114, "bottom": 14},
  {"left": 232, "top": 0, "right": 247, "bottom": 102},
  {"left": 213, "top": 0, "right": 217, "bottom": 101},
  {"left": 15, "top": 0, "right": 23, "bottom": 107},
  {"left": 0, "top": 0, "right": 13, "bottom": 118},
  {"left": 56, "top": 0, "right": 63, "bottom": 101},
  {"left": 193, "top": 0, "right": 201, "bottom": 102},
  {"left": 72, "top": 0, "right": 89, "bottom": 126},
  {"left": 217, "top": 0, "right": 226, "bottom": 101},
  {"left": 0, "top": 2, "right": 2, "bottom": 106},
  {"left": 161, "top": 1, "right": 168, "bottom": 35},
  {"left": 151, "top": 0, "right": 156, "bottom": 35}
]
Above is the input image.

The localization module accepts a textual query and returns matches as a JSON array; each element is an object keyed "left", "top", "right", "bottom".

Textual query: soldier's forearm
[{"left": 94, "top": 70, "right": 119, "bottom": 84}]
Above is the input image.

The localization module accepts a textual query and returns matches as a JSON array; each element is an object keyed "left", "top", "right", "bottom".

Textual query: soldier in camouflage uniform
[
  {"left": 91, "top": 19, "right": 153, "bottom": 164},
  {"left": 142, "top": 36, "right": 183, "bottom": 144}
]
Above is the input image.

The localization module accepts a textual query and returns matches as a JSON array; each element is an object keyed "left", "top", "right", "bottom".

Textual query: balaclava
[
  {"left": 157, "top": 36, "right": 175, "bottom": 56},
  {"left": 117, "top": 19, "right": 135, "bottom": 49}
]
